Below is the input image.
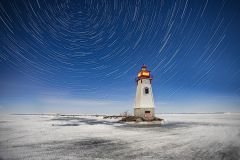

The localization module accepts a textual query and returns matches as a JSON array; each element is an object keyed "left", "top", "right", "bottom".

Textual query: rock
[
  {"left": 119, "top": 116, "right": 164, "bottom": 123},
  {"left": 153, "top": 117, "right": 164, "bottom": 121},
  {"left": 103, "top": 116, "right": 109, "bottom": 119},
  {"left": 120, "top": 116, "right": 137, "bottom": 122},
  {"left": 136, "top": 117, "right": 143, "bottom": 122}
]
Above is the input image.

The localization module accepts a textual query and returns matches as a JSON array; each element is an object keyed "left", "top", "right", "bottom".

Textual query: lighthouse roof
[{"left": 142, "top": 64, "right": 147, "bottom": 68}]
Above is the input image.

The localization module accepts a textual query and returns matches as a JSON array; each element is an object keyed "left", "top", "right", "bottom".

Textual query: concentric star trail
[{"left": 0, "top": 0, "right": 240, "bottom": 113}]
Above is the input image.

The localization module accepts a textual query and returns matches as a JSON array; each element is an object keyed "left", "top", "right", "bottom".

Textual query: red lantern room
[{"left": 136, "top": 64, "right": 152, "bottom": 83}]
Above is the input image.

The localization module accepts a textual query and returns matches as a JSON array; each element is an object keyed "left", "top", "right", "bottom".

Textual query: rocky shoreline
[{"left": 103, "top": 115, "right": 164, "bottom": 123}]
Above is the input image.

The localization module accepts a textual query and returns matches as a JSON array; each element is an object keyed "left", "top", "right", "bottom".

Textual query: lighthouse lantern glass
[{"left": 142, "top": 72, "right": 149, "bottom": 77}]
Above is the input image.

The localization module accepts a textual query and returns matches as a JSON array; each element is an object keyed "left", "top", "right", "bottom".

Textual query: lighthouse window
[{"left": 144, "top": 87, "right": 149, "bottom": 94}]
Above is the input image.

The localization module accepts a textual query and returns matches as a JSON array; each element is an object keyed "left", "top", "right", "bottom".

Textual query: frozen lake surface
[{"left": 0, "top": 113, "right": 240, "bottom": 160}]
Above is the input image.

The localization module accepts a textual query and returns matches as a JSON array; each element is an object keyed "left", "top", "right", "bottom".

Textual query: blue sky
[{"left": 0, "top": 0, "right": 240, "bottom": 114}]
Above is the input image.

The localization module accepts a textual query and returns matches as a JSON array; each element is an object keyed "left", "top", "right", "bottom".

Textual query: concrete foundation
[{"left": 134, "top": 108, "right": 155, "bottom": 120}]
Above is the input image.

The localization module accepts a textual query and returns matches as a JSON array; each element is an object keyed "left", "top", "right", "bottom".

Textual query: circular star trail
[{"left": 0, "top": 0, "right": 240, "bottom": 100}]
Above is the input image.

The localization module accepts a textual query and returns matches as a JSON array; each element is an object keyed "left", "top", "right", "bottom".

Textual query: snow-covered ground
[{"left": 0, "top": 113, "right": 240, "bottom": 160}]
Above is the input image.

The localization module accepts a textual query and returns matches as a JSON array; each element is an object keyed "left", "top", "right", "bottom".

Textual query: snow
[{"left": 0, "top": 113, "right": 240, "bottom": 160}]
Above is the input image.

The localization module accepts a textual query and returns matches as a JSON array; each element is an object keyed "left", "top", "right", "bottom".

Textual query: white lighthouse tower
[{"left": 134, "top": 65, "right": 155, "bottom": 120}]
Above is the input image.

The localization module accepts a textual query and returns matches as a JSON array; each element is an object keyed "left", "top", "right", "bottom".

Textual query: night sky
[{"left": 0, "top": 0, "right": 240, "bottom": 114}]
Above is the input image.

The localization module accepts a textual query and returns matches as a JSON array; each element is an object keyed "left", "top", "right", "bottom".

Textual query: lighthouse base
[{"left": 134, "top": 108, "right": 155, "bottom": 121}]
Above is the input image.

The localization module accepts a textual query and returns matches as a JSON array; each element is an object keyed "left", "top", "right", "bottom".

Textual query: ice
[{"left": 0, "top": 113, "right": 240, "bottom": 160}]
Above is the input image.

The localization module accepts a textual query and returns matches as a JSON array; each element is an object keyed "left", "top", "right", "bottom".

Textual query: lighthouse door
[{"left": 144, "top": 110, "right": 151, "bottom": 120}]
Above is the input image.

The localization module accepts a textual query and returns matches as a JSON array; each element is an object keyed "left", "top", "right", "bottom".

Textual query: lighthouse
[{"left": 134, "top": 65, "right": 155, "bottom": 120}]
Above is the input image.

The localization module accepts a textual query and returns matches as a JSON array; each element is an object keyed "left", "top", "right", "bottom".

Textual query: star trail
[{"left": 0, "top": 0, "right": 240, "bottom": 113}]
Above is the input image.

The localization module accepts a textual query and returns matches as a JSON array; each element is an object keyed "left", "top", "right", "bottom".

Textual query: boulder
[{"left": 136, "top": 117, "right": 143, "bottom": 122}]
